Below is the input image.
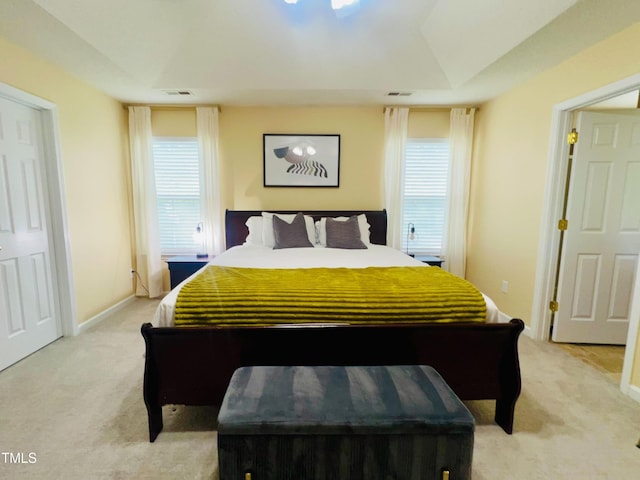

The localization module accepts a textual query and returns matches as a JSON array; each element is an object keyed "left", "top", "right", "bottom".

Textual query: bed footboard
[{"left": 141, "top": 319, "right": 524, "bottom": 442}]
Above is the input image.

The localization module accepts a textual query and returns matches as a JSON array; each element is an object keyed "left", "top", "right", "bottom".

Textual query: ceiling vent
[
  {"left": 386, "top": 92, "right": 412, "bottom": 97},
  {"left": 162, "top": 90, "right": 193, "bottom": 96}
]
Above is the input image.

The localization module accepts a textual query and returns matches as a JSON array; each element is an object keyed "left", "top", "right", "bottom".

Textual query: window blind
[
  {"left": 152, "top": 138, "right": 201, "bottom": 255},
  {"left": 403, "top": 139, "right": 450, "bottom": 256}
]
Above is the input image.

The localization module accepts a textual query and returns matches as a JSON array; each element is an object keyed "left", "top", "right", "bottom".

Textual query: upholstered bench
[{"left": 217, "top": 365, "right": 474, "bottom": 480}]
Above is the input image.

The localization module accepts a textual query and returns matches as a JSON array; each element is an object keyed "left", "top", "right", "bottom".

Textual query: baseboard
[
  {"left": 627, "top": 384, "right": 640, "bottom": 404},
  {"left": 498, "top": 310, "right": 512, "bottom": 324},
  {"left": 498, "top": 310, "right": 531, "bottom": 335},
  {"left": 77, "top": 295, "right": 136, "bottom": 334}
]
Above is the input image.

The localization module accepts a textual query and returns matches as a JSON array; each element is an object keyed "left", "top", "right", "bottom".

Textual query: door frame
[
  {"left": 531, "top": 73, "right": 640, "bottom": 400},
  {"left": 0, "top": 82, "right": 78, "bottom": 337}
]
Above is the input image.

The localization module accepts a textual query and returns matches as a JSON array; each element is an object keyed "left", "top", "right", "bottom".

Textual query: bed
[{"left": 141, "top": 209, "right": 524, "bottom": 442}]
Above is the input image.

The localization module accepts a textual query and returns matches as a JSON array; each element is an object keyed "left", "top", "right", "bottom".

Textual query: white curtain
[
  {"left": 196, "top": 107, "right": 224, "bottom": 255},
  {"left": 383, "top": 107, "right": 409, "bottom": 249},
  {"left": 444, "top": 108, "right": 476, "bottom": 278},
  {"left": 128, "top": 106, "right": 163, "bottom": 298}
]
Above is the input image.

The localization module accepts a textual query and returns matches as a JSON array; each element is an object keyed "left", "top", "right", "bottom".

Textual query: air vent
[
  {"left": 387, "top": 92, "right": 413, "bottom": 97},
  {"left": 162, "top": 90, "right": 193, "bottom": 96}
]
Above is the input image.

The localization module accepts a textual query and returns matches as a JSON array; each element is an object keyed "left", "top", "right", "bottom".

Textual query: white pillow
[
  {"left": 316, "top": 214, "right": 371, "bottom": 246},
  {"left": 244, "top": 216, "right": 264, "bottom": 246},
  {"left": 261, "top": 212, "right": 316, "bottom": 248}
]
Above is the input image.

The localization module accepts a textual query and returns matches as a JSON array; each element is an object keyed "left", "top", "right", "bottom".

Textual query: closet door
[{"left": 0, "top": 96, "right": 60, "bottom": 371}]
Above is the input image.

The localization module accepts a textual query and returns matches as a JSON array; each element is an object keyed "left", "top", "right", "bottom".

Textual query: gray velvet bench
[{"left": 217, "top": 365, "right": 474, "bottom": 480}]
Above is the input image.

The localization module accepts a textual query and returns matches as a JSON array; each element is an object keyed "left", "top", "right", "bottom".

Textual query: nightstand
[
  {"left": 166, "top": 255, "right": 211, "bottom": 289},
  {"left": 413, "top": 255, "right": 443, "bottom": 268}
]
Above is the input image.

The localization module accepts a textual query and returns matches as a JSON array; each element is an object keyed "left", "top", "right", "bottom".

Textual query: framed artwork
[{"left": 263, "top": 134, "right": 340, "bottom": 187}]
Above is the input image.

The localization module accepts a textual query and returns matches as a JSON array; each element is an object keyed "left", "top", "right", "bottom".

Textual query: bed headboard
[{"left": 225, "top": 210, "right": 387, "bottom": 249}]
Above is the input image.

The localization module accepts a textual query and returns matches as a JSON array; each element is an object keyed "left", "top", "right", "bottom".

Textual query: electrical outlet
[{"left": 501, "top": 280, "right": 509, "bottom": 294}]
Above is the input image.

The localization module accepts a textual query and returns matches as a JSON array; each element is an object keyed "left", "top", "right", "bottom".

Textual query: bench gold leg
[{"left": 442, "top": 469, "right": 450, "bottom": 480}]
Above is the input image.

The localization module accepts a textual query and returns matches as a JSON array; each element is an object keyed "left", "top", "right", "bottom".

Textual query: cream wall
[
  {"left": 219, "top": 107, "right": 384, "bottom": 210},
  {"left": 151, "top": 108, "right": 197, "bottom": 137},
  {"left": 407, "top": 110, "right": 450, "bottom": 138},
  {"left": 468, "top": 24, "right": 640, "bottom": 386},
  {"left": 0, "top": 37, "right": 133, "bottom": 324}
]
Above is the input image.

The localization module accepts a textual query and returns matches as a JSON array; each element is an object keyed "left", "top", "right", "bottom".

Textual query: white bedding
[{"left": 153, "top": 244, "right": 502, "bottom": 327}]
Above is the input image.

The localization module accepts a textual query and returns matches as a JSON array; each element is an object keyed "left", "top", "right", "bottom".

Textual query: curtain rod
[
  {"left": 382, "top": 106, "right": 479, "bottom": 113},
  {"left": 123, "top": 104, "right": 221, "bottom": 112}
]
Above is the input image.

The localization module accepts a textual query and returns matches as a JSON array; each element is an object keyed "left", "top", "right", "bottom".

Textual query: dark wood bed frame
[{"left": 141, "top": 210, "right": 524, "bottom": 442}]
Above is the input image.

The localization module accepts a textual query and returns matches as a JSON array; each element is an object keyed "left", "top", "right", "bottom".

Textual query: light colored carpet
[{"left": 0, "top": 298, "right": 638, "bottom": 479}]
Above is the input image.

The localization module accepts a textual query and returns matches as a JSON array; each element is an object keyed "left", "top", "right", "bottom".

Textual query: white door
[
  {"left": 553, "top": 110, "right": 640, "bottom": 344},
  {"left": 0, "top": 96, "right": 60, "bottom": 370}
]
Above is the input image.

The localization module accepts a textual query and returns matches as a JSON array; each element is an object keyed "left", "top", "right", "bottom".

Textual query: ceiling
[{"left": 2, "top": 0, "right": 640, "bottom": 106}]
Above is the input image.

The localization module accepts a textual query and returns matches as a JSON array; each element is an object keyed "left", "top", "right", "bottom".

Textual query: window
[
  {"left": 152, "top": 137, "right": 201, "bottom": 255},
  {"left": 402, "top": 138, "right": 450, "bottom": 256}
]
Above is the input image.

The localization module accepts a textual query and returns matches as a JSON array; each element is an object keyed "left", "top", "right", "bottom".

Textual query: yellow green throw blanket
[{"left": 174, "top": 266, "right": 487, "bottom": 326}]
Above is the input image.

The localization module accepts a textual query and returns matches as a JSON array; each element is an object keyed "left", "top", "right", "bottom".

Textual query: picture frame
[{"left": 263, "top": 134, "right": 340, "bottom": 187}]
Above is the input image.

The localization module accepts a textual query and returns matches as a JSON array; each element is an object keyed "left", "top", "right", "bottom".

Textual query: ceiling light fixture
[
  {"left": 282, "top": 0, "right": 360, "bottom": 11},
  {"left": 331, "top": 0, "right": 359, "bottom": 10}
]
